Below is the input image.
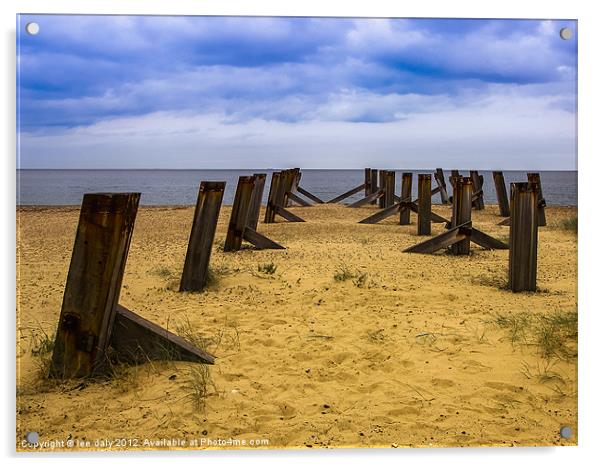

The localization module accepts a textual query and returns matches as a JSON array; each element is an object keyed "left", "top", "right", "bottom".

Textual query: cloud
[
  {"left": 19, "top": 84, "right": 576, "bottom": 170},
  {"left": 17, "top": 15, "right": 577, "bottom": 169}
]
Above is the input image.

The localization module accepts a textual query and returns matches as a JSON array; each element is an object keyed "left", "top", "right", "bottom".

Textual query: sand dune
[{"left": 16, "top": 203, "right": 577, "bottom": 450}]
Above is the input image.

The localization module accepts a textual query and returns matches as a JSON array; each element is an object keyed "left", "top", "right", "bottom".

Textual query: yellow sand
[{"left": 16, "top": 203, "right": 577, "bottom": 451}]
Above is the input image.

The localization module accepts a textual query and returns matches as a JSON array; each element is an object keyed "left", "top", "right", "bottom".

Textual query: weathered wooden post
[
  {"left": 248, "top": 174, "right": 266, "bottom": 230},
  {"left": 383, "top": 170, "right": 396, "bottom": 208},
  {"left": 417, "top": 174, "right": 432, "bottom": 235},
  {"left": 470, "top": 170, "right": 485, "bottom": 210},
  {"left": 527, "top": 172, "right": 547, "bottom": 226},
  {"left": 400, "top": 172, "right": 413, "bottom": 225},
  {"left": 509, "top": 182, "right": 539, "bottom": 292},
  {"left": 49, "top": 193, "right": 140, "bottom": 378},
  {"left": 492, "top": 171, "right": 510, "bottom": 217},
  {"left": 180, "top": 182, "right": 225, "bottom": 292},
  {"left": 451, "top": 177, "right": 473, "bottom": 255},
  {"left": 224, "top": 176, "right": 255, "bottom": 252},
  {"left": 435, "top": 168, "right": 450, "bottom": 204}
]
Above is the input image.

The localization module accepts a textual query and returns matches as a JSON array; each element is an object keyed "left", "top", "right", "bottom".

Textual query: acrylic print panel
[{"left": 16, "top": 15, "right": 577, "bottom": 451}]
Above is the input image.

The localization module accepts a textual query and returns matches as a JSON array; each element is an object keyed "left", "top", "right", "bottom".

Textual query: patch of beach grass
[
  {"left": 175, "top": 317, "right": 217, "bottom": 352},
  {"left": 537, "top": 310, "right": 578, "bottom": 359},
  {"left": 166, "top": 264, "right": 233, "bottom": 292},
  {"left": 549, "top": 214, "right": 577, "bottom": 234},
  {"left": 185, "top": 365, "right": 216, "bottom": 411},
  {"left": 472, "top": 273, "right": 509, "bottom": 290},
  {"left": 333, "top": 264, "right": 355, "bottom": 282},
  {"left": 257, "top": 262, "right": 277, "bottom": 275},
  {"left": 28, "top": 328, "right": 55, "bottom": 382},
  {"left": 353, "top": 272, "right": 368, "bottom": 288},
  {"left": 150, "top": 265, "right": 175, "bottom": 279},
  {"left": 30, "top": 328, "right": 54, "bottom": 358},
  {"left": 150, "top": 265, "right": 180, "bottom": 291},
  {"left": 489, "top": 309, "right": 577, "bottom": 360},
  {"left": 520, "top": 360, "right": 573, "bottom": 400},
  {"left": 366, "top": 328, "right": 386, "bottom": 343},
  {"left": 174, "top": 318, "right": 240, "bottom": 410},
  {"left": 205, "top": 264, "right": 232, "bottom": 289},
  {"left": 559, "top": 216, "right": 578, "bottom": 233},
  {"left": 214, "top": 237, "right": 226, "bottom": 251},
  {"left": 333, "top": 264, "right": 372, "bottom": 288}
]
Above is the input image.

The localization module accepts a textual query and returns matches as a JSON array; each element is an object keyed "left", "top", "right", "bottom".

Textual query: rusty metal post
[
  {"left": 224, "top": 176, "right": 255, "bottom": 252},
  {"left": 435, "top": 168, "right": 450, "bottom": 204},
  {"left": 451, "top": 177, "right": 473, "bottom": 255},
  {"left": 509, "top": 182, "right": 539, "bottom": 292},
  {"left": 400, "top": 172, "right": 413, "bottom": 225},
  {"left": 264, "top": 171, "right": 281, "bottom": 224},
  {"left": 492, "top": 171, "right": 510, "bottom": 217},
  {"left": 378, "top": 170, "right": 386, "bottom": 208},
  {"left": 49, "top": 192, "right": 140, "bottom": 378},
  {"left": 417, "top": 174, "right": 432, "bottom": 235},
  {"left": 383, "top": 170, "right": 396, "bottom": 208},
  {"left": 248, "top": 174, "right": 266, "bottom": 230},
  {"left": 364, "top": 168, "right": 372, "bottom": 198},
  {"left": 527, "top": 172, "right": 547, "bottom": 226},
  {"left": 180, "top": 182, "right": 225, "bottom": 292},
  {"left": 470, "top": 170, "right": 485, "bottom": 210},
  {"left": 370, "top": 169, "right": 379, "bottom": 204}
]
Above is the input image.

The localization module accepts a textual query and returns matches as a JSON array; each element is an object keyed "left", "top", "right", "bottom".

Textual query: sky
[{"left": 17, "top": 15, "right": 577, "bottom": 170}]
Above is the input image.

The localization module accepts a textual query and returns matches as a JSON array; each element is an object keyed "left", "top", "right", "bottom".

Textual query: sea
[{"left": 16, "top": 169, "right": 577, "bottom": 206}]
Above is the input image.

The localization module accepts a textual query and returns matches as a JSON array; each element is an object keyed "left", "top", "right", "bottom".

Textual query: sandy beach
[{"left": 16, "top": 203, "right": 577, "bottom": 450}]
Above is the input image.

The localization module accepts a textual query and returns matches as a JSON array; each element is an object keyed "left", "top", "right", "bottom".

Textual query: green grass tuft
[
  {"left": 559, "top": 216, "right": 578, "bottom": 233},
  {"left": 490, "top": 309, "right": 577, "bottom": 359},
  {"left": 333, "top": 265, "right": 355, "bottom": 282},
  {"left": 30, "top": 329, "right": 54, "bottom": 357},
  {"left": 353, "top": 272, "right": 368, "bottom": 288},
  {"left": 151, "top": 265, "right": 174, "bottom": 278},
  {"left": 257, "top": 262, "right": 277, "bottom": 275},
  {"left": 185, "top": 365, "right": 216, "bottom": 411}
]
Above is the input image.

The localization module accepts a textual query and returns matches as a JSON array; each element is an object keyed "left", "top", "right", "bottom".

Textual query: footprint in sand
[
  {"left": 431, "top": 378, "right": 455, "bottom": 388},
  {"left": 292, "top": 351, "right": 312, "bottom": 362},
  {"left": 277, "top": 403, "right": 298, "bottom": 419},
  {"left": 461, "top": 359, "right": 492, "bottom": 374},
  {"left": 331, "top": 351, "right": 354, "bottom": 365},
  {"left": 387, "top": 406, "right": 421, "bottom": 417},
  {"left": 260, "top": 338, "right": 277, "bottom": 347},
  {"left": 266, "top": 318, "right": 288, "bottom": 326},
  {"left": 484, "top": 381, "right": 522, "bottom": 392},
  {"left": 355, "top": 381, "right": 383, "bottom": 393},
  {"left": 221, "top": 373, "right": 245, "bottom": 382}
]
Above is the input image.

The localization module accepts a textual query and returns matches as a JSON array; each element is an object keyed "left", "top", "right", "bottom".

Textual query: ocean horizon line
[{"left": 16, "top": 168, "right": 578, "bottom": 172}]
